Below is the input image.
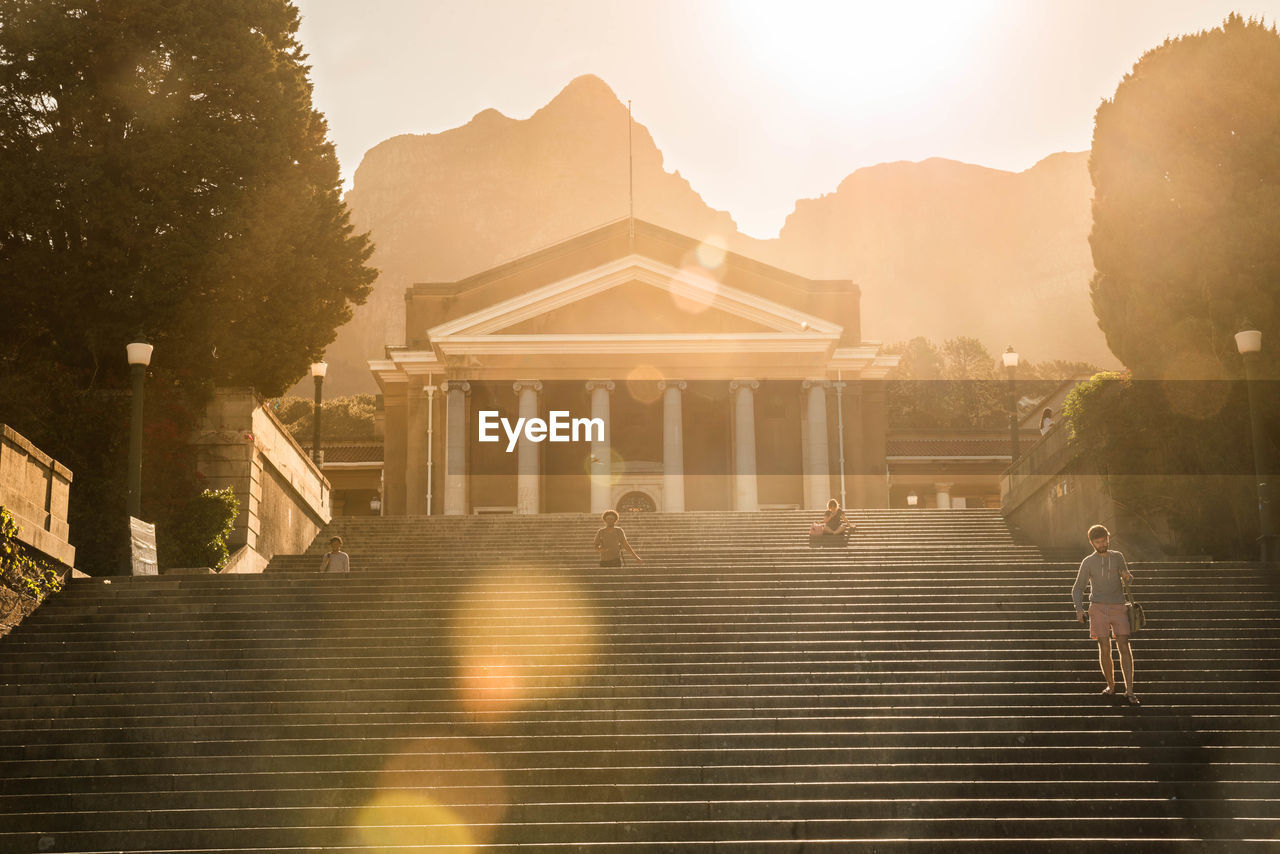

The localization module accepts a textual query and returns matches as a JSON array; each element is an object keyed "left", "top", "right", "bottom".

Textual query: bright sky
[{"left": 294, "top": 0, "right": 1280, "bottom": 238}]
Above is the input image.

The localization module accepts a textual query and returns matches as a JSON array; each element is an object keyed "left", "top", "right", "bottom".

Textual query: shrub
[
  {"left": 160, "top": 487, "right": 240, "bottom": 571},
  {"left": 0, "top": 506, "right": 64, "bottom": 604},
  {"left": 1063, "top": 371, "right": 1271, "bottom": 557}
]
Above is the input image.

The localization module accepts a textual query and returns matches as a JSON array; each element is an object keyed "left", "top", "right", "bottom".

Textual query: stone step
[
  {"left": 4, "top": 778, "right": 1278, "bottom": 809},
  {"left": 4, "top": 798, "right": 1279, "bottom": 836},
  {"left": 5, "top": 719, "right": 1280, "bottom": 750},
  {"left": 0, "top": 816, "right": 1272, "bottom": 851}
]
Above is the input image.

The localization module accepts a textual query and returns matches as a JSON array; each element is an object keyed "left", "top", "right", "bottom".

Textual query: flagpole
[{"left": 628, "top": 99, "right": 634, "bottom": 249}]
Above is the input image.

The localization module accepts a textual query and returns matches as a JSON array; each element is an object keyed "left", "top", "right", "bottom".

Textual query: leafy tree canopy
[
  {"left": 0, "top": 0, "right": 376, "bottom": 396},
  {"left": 883, "top": 337, "right": 1097, "bottom": 429},
  {"left": 270, "top": 394, "right": 376, "bottom": 442},
  {"left": 1090, "top": 14, "right": 1280, "bottom": 380}
]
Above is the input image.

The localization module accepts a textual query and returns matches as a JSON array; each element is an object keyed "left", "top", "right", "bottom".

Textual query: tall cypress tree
[{"left": 1089, "top": 14, "right": 1280, "bottom": 380}]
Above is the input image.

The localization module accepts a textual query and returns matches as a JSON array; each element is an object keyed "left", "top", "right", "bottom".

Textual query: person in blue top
[{"left": 1072, "top": 524, "right": 1138, "bottom": 705}]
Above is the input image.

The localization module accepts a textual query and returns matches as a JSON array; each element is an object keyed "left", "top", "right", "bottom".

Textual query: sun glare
[
  {"left": 450, "top": 570, "right": 601, "bottom": 717},
  {"left": 729, "top": 0, "right": 1001, "bottom": 110}
]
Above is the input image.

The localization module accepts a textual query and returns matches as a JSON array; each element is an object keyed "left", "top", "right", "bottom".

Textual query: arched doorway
[{"left": 616, "top": 490, "right": 657, "bottom": 514}]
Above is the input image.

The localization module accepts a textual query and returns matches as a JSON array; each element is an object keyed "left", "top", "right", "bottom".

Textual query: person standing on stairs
[
  {"left": 1072, "top": 525, "right": 1138, "bottom": 705},
  {"left": 593, "top": 510, "right": 643, "bottom": 569},
  {"left": 320, "top": 536, "right": 350, "bottom": 573}
]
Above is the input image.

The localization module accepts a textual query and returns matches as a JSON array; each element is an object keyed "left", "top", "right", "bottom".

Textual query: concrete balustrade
[{"left": 0, "top": 425, "right": 74, "bottom": 567}]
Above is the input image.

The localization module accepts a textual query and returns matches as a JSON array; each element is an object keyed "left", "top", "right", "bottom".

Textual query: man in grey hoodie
[{"left": 1072, "top": 524, "right": 1139, "bottom": 705}]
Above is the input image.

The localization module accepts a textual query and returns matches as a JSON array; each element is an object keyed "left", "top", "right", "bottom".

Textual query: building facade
[{"left": 371, "top": 219, "right": 898, "bottom": 515}]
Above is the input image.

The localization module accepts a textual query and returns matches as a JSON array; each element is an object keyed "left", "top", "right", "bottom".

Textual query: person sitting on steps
[{"left": 820, "top": 498, "right": 852, "bottom": 536}]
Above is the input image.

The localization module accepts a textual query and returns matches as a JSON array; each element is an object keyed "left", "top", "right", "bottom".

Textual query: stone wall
[
  {"left": 1001, "top": 425, "right": 1172, "bottom": 559},
  {"left": 0, "top": 425, "right": 74, "bottom": 567},
  {"left": 191, "top": 389, "right": 330, "bottom": 572}
]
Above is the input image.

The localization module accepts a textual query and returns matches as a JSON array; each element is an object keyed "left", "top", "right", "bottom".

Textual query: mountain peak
[
  {"left": 547, "top": 74, "right": 623, "bottom": 108},
  {"left": 469, "top": 107, "right": 511, "bottom": 125}
]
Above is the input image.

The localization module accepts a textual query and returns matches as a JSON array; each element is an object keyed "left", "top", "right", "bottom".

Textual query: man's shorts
[{"left": 1089, "top": 602, "right": 1131, "bottom": 639}]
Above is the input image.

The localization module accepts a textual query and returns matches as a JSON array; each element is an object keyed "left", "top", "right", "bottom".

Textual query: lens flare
[
  {"left": 458, "top": 657, "right": 525, "bottom": 716},
  {"left": 450, "top": 570, "right": 601, "bottom": 718},
  {"left": 625, "top": 365, "right": 665, "bottom": 404},
  {"left": 671, "top": 239, "right": 727, "bottom": 316},
  {"left": 585, "top": 446, "right": 625, "bottom": 488},
  {"left": 354, "top": 791, "right": 477, "bottom": 851},
  {"left": 670, "top": 264, "right": 721, "bottom": 314},
  {"left": 695, "top": 236, "right": 727, "bottom": 269},
  {"left": 354, "top": 736, "right": 509, "bottom": 852}
]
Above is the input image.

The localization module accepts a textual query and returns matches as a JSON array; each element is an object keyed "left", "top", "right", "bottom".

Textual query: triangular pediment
[
  {"left": 427, "top": 255, "right": 841, "bottom": 340},
  {"left": 499, "top": 279, "right": 777, "bottom": 335}
]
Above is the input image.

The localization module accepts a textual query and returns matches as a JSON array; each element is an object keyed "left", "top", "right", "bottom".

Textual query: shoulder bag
[{"left": 1122, "top": 576, "right": 1146, "bottom": 635}]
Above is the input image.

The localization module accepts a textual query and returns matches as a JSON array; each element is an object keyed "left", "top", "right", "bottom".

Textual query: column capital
[
  {"left": 657, "top": 379, "right": 687, "bottom": 392},
  {"left": 729, "top": 379, "right": 759, "bottom": 392},
  {"left": 586, "top": 379, "right": 616, "bottom": 392},
  {"left": 442, "top": 380, "right": 471, "bottom": 394},
  {"left": 802, "top": 379, "right": 830, "bottom": 390},
  {"left": 512, "top": 380, "right": 543, "bottom": 394}
]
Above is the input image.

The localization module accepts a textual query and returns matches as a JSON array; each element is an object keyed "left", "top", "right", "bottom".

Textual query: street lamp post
[
  {"left": 1235, "top": 329, "right": 1277, "bottom": 562},
  {"left": 126, "top": 342, "right": 153, "bottom": 519},
  {"left": 310, "top": 361, "right": 327, "bottom": 465},
  {"left": 1002, "top": 346, "right": 1020, "bottom": 465}
]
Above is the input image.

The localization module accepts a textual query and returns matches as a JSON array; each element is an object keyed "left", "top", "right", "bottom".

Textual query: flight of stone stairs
[
  {"left": 271, "top": 508, "right": 1048, "bottom": 572},
  {"left": 2, "top": 510, "right": 1279, "bottom": 852}
]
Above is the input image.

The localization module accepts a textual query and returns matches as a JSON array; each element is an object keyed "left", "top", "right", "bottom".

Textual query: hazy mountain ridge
[{"left": 318, "top": 74, "right": 1111, "bottom": 395}]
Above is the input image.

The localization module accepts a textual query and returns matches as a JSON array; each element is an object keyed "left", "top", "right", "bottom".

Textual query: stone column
[
  {"left": 803, "top": 379, "right": 830, "bottom": 511},
  {"left": 382, "top": 380, "right": 408, "bottom": 515},
  {"left": 405, "top": 377, "right": 428, "bottom": 515},
  {"left": 513, "top": 380, "right": 542, "bottom": 515},
  {"left": 846, "top": 382, "right": 866, "bottom": 508},
  {"left": 862, "top": 382, "right": 890, "bottom": 508},
  {"left": 586, "top": 380, "right": 614, "bottom": 513},
  {"left": 444, "top": 380, "right": 470, "bottom": 516},
  {"left": 730, "top": 379, "right": 759, "bottom": 512},
  {"left": 425, "top": 382, "right": 438, "bottom": 515},
  {"left": 935, "top": 482, "right": 953, "bottom": 510},
  {"left": 659, "top": 380, "right": 686, "bottom": 513}
]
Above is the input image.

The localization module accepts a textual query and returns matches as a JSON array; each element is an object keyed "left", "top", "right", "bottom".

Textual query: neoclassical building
[{"left": 371, "top": 219, "right": 898, "bottom": 516}]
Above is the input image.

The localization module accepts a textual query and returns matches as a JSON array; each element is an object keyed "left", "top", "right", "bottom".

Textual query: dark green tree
[
  {"left": 1080, "top": 15, "right": 1280, "bottom": 557},
  {"left": 0, "top": 0, "right": 376, "bottom": 395},
  {"left": 159, "top": 487, "right": 239, "bottom": 571},
  {"left": 1089, "top": 14, "right": 1280, "bottom": 380},
  {"left": 0, "top": 0, "right": 376, "bottom": 571}
]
